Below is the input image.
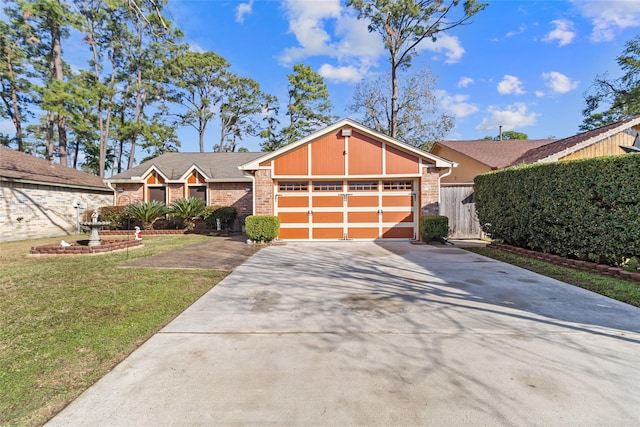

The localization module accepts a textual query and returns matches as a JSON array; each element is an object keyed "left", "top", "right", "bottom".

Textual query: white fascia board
[{"left": 177, "top": 164, "right": 210, "bottom": 181}]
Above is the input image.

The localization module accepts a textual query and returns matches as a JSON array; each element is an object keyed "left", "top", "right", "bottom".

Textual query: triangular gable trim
[
  {"left": 537, "top": 115, "right": 640, "bottom": 163},
  {"left": 239, "top": 118, "right": 456, "bottom": 170},
  {"left": 138, "top": 165, "right": 170, "bottom": 183},
  {"left": 176, "top": 164, "right": 211, "bottom": 182}
]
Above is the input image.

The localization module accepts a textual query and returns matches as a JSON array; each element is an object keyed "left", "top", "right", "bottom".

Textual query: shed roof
[
  {"left": 0, "top": 146, "right": 111, "bottom": 191},
  {"left": 514, "top": 115, "right": 640, "bottom": 164},
  {"left": 431, "top": 139, "right": 556, "bottom": 169},
  {"left": 108, "top": 152, "right": 264, "bottom": 183}
]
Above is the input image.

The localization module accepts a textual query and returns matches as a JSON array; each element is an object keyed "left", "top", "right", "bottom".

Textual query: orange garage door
[{"left": 276, "top": 180, "right": 416, "bottom": 240}]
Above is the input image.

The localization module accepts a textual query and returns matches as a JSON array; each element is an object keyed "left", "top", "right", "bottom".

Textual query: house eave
[{"left": 0, "top": 176, "right": 113, "bottom": 193}]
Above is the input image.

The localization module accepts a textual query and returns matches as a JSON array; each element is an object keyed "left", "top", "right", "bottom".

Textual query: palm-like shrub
[
  {"left": 169, "top": 197, "right": 207, "bottom": 230},
  {"left": 124, "top": 200, "right": 167, "bottom": 230}
]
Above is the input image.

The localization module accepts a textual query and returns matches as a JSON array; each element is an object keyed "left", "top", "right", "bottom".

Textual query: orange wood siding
[
  {"left": 279, "top": 228, "right": 309, "bottom": 239},
  {"left": 386, "top": 145, "right": 420, "bottom": 174},
  {"left": 382, "top": 195, "right": 412, "bottom": 207},
  {"left": 277, "top": 196, "right": 309, "bottom": 208},
  {"left": 187, "top": 171, "right": 205, "bottom": 184},
  {"left": 278, "top": 212, "right": 309, "bottom": 223},
  {"left": 347, "top": 196, "right": 378, "bottom": 207},
  {"left": 348, "top": 228, "right": 378, "bottom": 239},
  {"left": 274, "top": 145, "right": 308, "bottom": 176},
  {"left": 311, "top": 132, "right": 345, "bottom": 175},
  {"left": 561, "top": 131, "right": 636, "bottom": 161},
  {"left": 259, "top": 160, "right": 271, "bottom": 167},
  {"left": 146, "top": 172, "right": 165, "bottom": 184},
  {"left": 312, "top": 212, "right": 343, "bottom": 223},
  {"left": 382, "top": 212, "right": 413, "bottom": 223},
  {"left": 348, "top": 131, "right": 383, "bottom": 175},
  {"left": 312, "top": 196, "right": 343, "bottom": 207},
  {"left": 382, "top": 227, "right": 413, "bottom": 238},
  {"left": 312, "top": 228, "right": 343, "bottom": 239}
]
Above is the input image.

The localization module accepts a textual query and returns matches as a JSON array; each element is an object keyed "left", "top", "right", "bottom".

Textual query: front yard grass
[
  {"left": 0, "top": 234, "right": 226, "bottom": 426},
  {"left": 466, "top": 247, "right": 640, "bottom": 308}
]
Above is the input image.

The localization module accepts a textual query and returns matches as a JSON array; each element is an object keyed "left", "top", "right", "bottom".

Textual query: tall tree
[
  {"left": 280, "top": 64, "right": 335, "bottom": 146},
  {"left": 581, "top": 35, "right": 640, "bottom": 131},
  {"left": 349, "top": 66, "right": 453, "bottom": 149},
  {"left": 217, "top": 74, "right": 264, "bottom": 152},
  {"left": 347, "top": 0, "right": 486, "bottom": 138},
  {"left": 259, "top": 94, "right": 281, "bottom": 151},
  {"left": 171, "top": 50, "right": 228, "bottom": 152}
]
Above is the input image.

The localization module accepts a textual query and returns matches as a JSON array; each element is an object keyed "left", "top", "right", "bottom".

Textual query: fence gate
[{"left": 439, "top": 185, "right": 484, "bottom": 239}]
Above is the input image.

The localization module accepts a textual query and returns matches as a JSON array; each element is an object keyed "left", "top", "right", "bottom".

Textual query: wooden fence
[{"left": 439, "top": 185, "right": 484, "bottom": 239}]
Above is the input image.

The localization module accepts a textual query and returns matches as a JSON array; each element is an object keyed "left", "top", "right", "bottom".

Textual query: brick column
[
  {"left": 420, "top": 166, "right": 441, "bottom": 216},
  {"left": 254, "top": 169, "right": 274, "bottom": 215}
]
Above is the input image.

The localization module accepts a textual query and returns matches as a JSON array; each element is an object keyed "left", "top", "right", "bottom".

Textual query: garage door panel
[
  {"left": 312, "top": 212, "right": 343, "bottom": 223},
  {"left": 382, "top": 195, "right": 412, "bottom": 207},
  {"left": 312, "top": 196, "right": 343, "bottom": 207},
  {"left": 347, "top": 196, "right": 378, "bottom": 207},
  {"left": 382, "top": 227, "right": 414, "bottom": 239},
  {"left": 348, "top": 211, "right": 379, "bottom": 223},
  {"left": 278, "top": 196, "right": 309, "bottom": 208},
  {"left": 312, "top": 228, "right": 343, "bottom": 239},
  {"left": 348, "top": 227, "right": 379, "bottom": 239},
  {"left": 382, "top": 211, "right": 414, "bottom": 223},
  {"left": 278, "top": 212, "right": 309, "bottom": 223},
  {"left": 278, "top": 228, "right": 309, "bottom": 239}
]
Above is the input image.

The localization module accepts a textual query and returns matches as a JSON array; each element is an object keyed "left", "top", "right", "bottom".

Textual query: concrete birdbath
[{"left": 80, "top": 210, "right": 111, "bottom": 247}]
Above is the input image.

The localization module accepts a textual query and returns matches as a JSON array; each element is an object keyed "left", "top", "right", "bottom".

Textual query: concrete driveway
[{"left": 47, "top": 242, "right": 640, "bottom": 426}]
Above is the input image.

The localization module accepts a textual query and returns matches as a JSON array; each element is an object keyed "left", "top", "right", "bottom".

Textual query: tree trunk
[
  {"left": 51, "top": 17, "right": 67, "bottom": 166},
  {"left": 3, "top": 46, "right": 24, "bottom": 151},
  {"left": 390, "top": 56, "right": 398, "bottom": 139}
]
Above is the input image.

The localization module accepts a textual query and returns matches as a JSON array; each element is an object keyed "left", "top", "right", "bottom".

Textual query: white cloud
[
  {"left": 439, "top": 93, "right": 479, "bottom": 118},
  {"left": 476, "top": 103, "right": 539, "bottom": 132},
  {"left": 543, "top": 19, "right": 576, "bottom": 46},
  {"left": 573, "top": 0, "right": 640, "bottom": 42},
  {"left": 417, "top": 33, "right": 465, "bottom": 63},
  {"left": 497, "top": 75, "right": 525, "bottom": 95},
  {"left": 318, "top": 64, "right": 363, "bottom": 84},
  {"left": 188, "top": 43, "right": 205, "bottom": 53},
  {"left": 0, "top": 120, "right": 16, "bottom": 135},
  {"left": 535, "top": 90, "right": 545, "bottom": 98},
  {"left": 541, "top": 71, "right": 579, "bottom": 94},
  {"left": 457, "top": 77, "right": 474, "bottom": 88},
  {"left": 235, "top": 0, "right": 254, "bottom": 23}
]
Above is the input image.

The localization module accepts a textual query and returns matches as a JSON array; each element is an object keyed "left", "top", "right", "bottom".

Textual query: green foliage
[
  {"left": 245, "top": 215, "right": 280, "bottom": 242},
  {"left": 168, "top": 198, "right": 207, "bottom": 230},
  {"left": 420, "top": 215, "right": 449, "bottom": 243},
  {"left": 582, "top": 35, "right": 640, "bottom": 130},
  {"left": 124, "top": 200, "right": 167, "bottom": 230},
  {"left": 202, "top": 206, "right": 238, "bottom": 230},
  {"left": 474, "top": 155, "right": 640, "bottom": 266},
  {"left": 98, "top": 205, "right": 131, "bottom": 230},
  {"left": 483, "top": 130, "right": 529, "bottom": 140}
]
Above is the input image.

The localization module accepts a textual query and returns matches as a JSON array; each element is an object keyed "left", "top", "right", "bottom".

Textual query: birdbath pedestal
[{"left": 80, "top": 211, "right": 111, "bottom": 247}]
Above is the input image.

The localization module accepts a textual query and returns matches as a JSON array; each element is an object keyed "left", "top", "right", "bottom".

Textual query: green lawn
[
  {"left": 466, "top": 247, "right": 640, "bottom": 308},
  {"left": 0, "top": 234, "right": 226, "bottom": 426}
]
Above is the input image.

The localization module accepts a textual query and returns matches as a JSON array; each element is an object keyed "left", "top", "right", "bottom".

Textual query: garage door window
[
  {"left": 348, "top": 181, "right": 378, "bottom": 191},
  {"left": 279, "top": 182, "right": 308, "bottom": 191},
  {"left": 383, "top": 181, "right": 413, "bottom": 190},
  {"left": 313, "top": 181, "right": 343, "bottom": 191}
]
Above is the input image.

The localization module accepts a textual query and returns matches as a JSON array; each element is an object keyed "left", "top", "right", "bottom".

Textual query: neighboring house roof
[
  {"left": 240, "top": 118, "right": 456, "bottom": 170},
  {"left": 0, "top": 146, "right": 111, "bottom": 191},
  {"left": 515, "top": 115, "right": 640, "bottom": 164},
  {"left": 107, "top": 152, "right": 264, "bottom": 183},
  {"left": 431, "top": 139, "right": 556, "bottom": 169}
]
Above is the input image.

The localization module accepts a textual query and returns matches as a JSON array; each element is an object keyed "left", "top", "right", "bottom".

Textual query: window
[
  {"left": 383, "top": 180, "right": 413, "bottom": 190},
  {"left": 279, "top": 182, "right": 308, "bottom": 192},
  {"left": 313, "top": 181, "right": 343, "bottom": 191},
  {"left": 189, "top": 186, "right": 207, "bottom": 201},
  {"left": 348, "top": 181, "right": 378, "bottom": 191},
  {"left": 148, "top": 187, "right": 166, "bottom": 203}
]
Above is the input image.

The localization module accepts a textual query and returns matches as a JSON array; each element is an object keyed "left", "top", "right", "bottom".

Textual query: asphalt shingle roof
[
  {"left": 432, "top": 139, "right": 556, "bottom": 169},
  {"left": 0, "top": 146, "right": 111, "bottom": 190},
  {"left": 108, "top": 152, "right": 264, "bottom": 181}
]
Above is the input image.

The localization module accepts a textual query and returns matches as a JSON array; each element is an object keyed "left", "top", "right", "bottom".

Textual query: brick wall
[
  {"left": 254, "top": 169, "right": 274, "bottom": 215},
  {"left": 0, "top": 181, "right": 113, "bottom": 242},
  {"left": 420, "top": 166, "right": 441, "bottom": 216},
  {"left": 115, "top": 184, "right": 144, "bottom": 205},
  {"left": 168, "top": 184, "right": 184, "bottom": 203},
  {"left": 209, "top": 182, "right": 253, "bottom": 217}
]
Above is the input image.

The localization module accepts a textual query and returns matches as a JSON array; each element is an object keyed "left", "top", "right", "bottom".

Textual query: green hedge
[
  {"left": 420, "top": 215, "right": 449, "bottom": 243},
  {"left": 202, "top": 206, "right": 238, "bottom": 230},
  {"left": 474, "top": 155, "right": 640, "bottom": 265},
  {"left": 98, "top": 206, "right": 131, "bottom": 230},
  {"left": 245, "top": 215, "right": 280, "bottom": 242}
]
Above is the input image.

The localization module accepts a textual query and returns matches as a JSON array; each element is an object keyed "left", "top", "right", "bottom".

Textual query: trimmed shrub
[
  {"left": 98, "top": 206, "right": 131, "bottom": 230},
  {"left": 474, "top": 155, "right": 640, "bottom": 265},
  {"left": 202, "top": 206, "right": 238, "bottom": 230},
  {"left": 245, "top": 215, "right": 280, "bottom": 242},
  {"left": 420, "top": 215, "right": 449, "bottom": 243}
]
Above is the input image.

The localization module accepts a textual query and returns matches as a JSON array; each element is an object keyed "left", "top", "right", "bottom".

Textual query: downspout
[{"left": 245, "top": 171, "right": 256, "bottom": 216}]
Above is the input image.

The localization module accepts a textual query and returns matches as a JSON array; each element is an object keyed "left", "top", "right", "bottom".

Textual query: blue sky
[
  {"left": 164, "top": 0, "right": 640, "bottom": 152},
  {"left": 2, "top": 0, "right": 640, "bottom": 155}
]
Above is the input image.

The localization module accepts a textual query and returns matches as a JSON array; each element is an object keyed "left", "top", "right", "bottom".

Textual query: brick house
[
  {"left": 108, "top": 119, "right": 455, "bottom": 241},
  {"left": 0, "top": 146, "right": 113, "bottom": 242}
]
